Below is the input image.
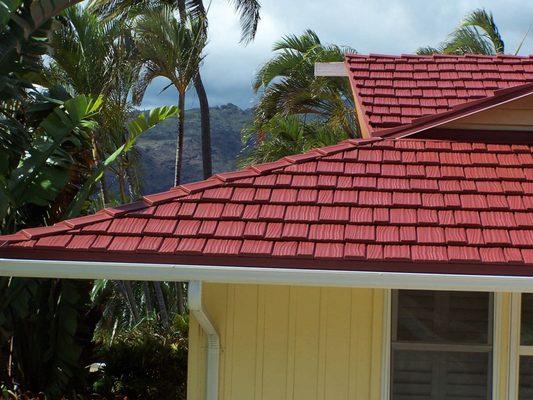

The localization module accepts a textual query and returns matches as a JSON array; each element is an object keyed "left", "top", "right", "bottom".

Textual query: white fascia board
[
  {"left": 2, "top": 258, "right": 533, "bottom": 292},
  {"left": 314, "top": 62, "right": 347, "bottom": 77}
]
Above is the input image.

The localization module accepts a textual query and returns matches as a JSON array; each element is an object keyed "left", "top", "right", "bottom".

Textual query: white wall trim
[
  {"left": 5, "top": 259, "right": 533, "bottom": 292},
  {"left": 508, "top": 293, "right": 521, "bottom": 400},
  {"left": 381, "top": 289, "right": 391, "bottom": 400},
  {"left": 188, "top": 281, "right": 220, "bottom": 400},
  {"left": 492, "top": 293, "right": 505, "bottom": 399}
]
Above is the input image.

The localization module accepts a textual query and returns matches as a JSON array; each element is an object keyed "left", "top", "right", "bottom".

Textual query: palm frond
[
  {"left": 461, "top": 8, "right": 504, "bottom": 54},
  {"left": 134, "top": 6, "right": 206, "bottom": 94},
  {"left": 416, "top": 46, "right": 441, "bottom": 55},
  {"left": 229, "top": 0, "right": 261, "bottom": 44},
  {"left": 417, "top": 8, "right": 505, "bottom": 56},
  {"left": 443, "top": 25, "right": 494, "bottom": 55},
  {"left": 272, "top": 29, "right": 321, "bottom": 52}
]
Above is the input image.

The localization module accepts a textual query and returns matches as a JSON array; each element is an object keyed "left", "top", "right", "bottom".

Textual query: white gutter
[
  {"left": 2, "top": 258, "right": 533, "bottom": 293},
  {"left": 188, "top": 281, "right": 219, "bottom": 400}
]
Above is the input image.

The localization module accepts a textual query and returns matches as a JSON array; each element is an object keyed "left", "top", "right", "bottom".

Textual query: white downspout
[{"left": 188, "top": 281, "right": 219, "bottom": 400}]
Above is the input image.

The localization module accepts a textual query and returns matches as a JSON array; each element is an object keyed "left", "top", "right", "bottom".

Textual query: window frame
[
  {"left": 509, "top": 293, "right": 533, "bottom": 400},
  {"left": 382, "top": 289, "right": 503, "bottom": 400}
]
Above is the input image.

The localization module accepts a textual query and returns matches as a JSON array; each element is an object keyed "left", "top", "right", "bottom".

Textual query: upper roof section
[
  {"left": 1, "top": 137, "right": 532, "bottom": 275},
  {"left": 345, "top": 54, "right": 533, "bottom": 136}
]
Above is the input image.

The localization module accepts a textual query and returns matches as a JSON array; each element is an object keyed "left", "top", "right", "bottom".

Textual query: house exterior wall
[{"left": 187, "top": 283, "right": 386, "bottom": 400}]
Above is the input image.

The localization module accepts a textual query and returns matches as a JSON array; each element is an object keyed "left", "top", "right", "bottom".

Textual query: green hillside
[{"left": 136, "top": 103, "right": 252, "bottom": 194}]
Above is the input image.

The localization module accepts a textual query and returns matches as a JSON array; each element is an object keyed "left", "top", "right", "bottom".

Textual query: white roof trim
[
  {"left": 2, "top": 258, "right": 533, "bottom": 292},
  {"left": 314, "top": 62, "right": 347, "bottom": 77}
]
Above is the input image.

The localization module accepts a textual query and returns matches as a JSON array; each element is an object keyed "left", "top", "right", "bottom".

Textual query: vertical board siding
[{"left": 187, "top": 284, "right": 385, "bottom": 400}]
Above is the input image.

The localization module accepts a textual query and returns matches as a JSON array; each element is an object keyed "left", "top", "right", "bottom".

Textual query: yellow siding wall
[{"left": 188, "top": 284, "right": 386, "bottom": 400}]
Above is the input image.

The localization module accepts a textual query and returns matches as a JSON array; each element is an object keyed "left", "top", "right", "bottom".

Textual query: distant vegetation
[{"left": 240, "top": 30, "right": 358, "bottom": 166}]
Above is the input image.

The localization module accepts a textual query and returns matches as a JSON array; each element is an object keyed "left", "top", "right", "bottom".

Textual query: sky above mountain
[{"left": 140, "top": 0, "right": 533, "bottom": 110}]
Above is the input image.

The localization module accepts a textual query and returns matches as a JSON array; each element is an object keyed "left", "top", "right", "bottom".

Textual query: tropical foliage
[
  {"left": 240, "top": 30, "right": 356, "bottom": 165},
  {"left": 48, "top": 5, "right": 143, "bottom": 205},
  {"left": 417, "top": 9, "right": 527, "bottom": 56},
  {"left": 91, "top": 316, "right": 188, "bottom": 399},
  {"left": 133, "top": 6, "right": 207, "bottom": 186},
  {"left": 89, "top": 0, "right": 262, "bottom": 183},
  {"left": 0, "top": 0, "right": 177, "bottom": 395},
  {"left": 240, "top": 115, "right": 349, "bottom": 166},
  {"left": 0, "top": 278, "right": 95, "bottom": 397}
]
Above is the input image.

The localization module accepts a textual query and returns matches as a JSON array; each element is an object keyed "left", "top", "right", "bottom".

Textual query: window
[
  {"left": 390, "top": 290, "right": 493, "bottom": 400},
  {"left": 518, "top": 294, "right": 533, "bottom": 399}
]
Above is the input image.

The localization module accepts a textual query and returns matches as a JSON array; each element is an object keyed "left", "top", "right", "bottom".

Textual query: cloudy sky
[{"left": 140, "top": 0, "right": 533, "bottom": 110}]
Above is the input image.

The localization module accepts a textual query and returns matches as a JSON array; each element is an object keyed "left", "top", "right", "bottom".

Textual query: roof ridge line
[{"left": 346, "top": 53, "right": 533, "bottom": 61}]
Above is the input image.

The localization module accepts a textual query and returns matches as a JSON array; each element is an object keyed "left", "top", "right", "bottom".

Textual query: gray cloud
[{"left": 140, "top": 0, "right": 533, "bottom": 110}]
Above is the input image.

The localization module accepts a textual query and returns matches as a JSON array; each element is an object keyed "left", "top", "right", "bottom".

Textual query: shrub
[{"left": 91, "top": 316, "right": 188, "bottom": 400}]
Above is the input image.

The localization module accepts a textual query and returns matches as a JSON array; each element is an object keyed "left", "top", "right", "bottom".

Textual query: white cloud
[{"left": 141, "top": 0, "right": 533, "bottom": 109}]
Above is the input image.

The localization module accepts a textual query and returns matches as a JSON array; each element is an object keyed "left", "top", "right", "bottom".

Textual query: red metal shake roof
[
  {"left": 2, "top": 54, "right": 533, "bottom": 275},
  {"left": 345, "top": 54, "right": 533, "bottom": 135},
  {"left": 1, "top": 137, "right": 532, "bottom": 275}
]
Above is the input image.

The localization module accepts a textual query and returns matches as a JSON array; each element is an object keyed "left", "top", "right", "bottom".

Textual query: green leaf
[
  {"left": 0, "top": 0, "right": 22, "bottom": 26},
  {"left": 63, "top": 105, "right": 177, "bottom": 218},
  {"left": 0, "top": 95, "right": 102, "bottom": 219}
]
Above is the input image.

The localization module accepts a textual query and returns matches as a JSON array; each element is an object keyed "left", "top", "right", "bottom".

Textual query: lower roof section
[{"left": 1, "top": 137, "right": 532, "bottom": 274}]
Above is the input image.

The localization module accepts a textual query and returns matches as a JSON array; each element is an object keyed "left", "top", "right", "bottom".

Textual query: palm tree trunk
[
  {"left": 143, "top": 282, "right": 153, "bottom": 315},
  {"left": 153, "top": 281, "right": 169, "bottom": 327},
  {"left": 100, "top": 174, "right": 110, "bottom": 205},
  {"left": 194, "top": 73, "right": 212, "bottom": 179},
  {"left": 91, "top": 135, "right": 109, "bottom": 207},
  {"left": 177, "top": 0, "right": 186, "bottom": 20},
  {"left": 118, "top": 169, "right": 127, "bottom": 203},
  {"left": 176, "top": 282, "right": 186, "bottom": 315},
  {"left": 123, "top": 281, "right": 140, "bottom": 321},
  {"left": 175, "top": 91, "right": 185, "bottom": 186},
  {"left": 115, "top": 280, "right": 140, "bottom": 322}
]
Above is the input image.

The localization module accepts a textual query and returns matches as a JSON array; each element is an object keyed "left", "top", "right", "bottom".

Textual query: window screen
[{"left": 391, "top": 290, "right": 493, "bottom": 400}]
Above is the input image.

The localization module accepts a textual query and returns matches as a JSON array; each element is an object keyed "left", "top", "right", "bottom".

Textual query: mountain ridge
[{"left": 136, "top": 103, "right": 252, "bottom": 195}]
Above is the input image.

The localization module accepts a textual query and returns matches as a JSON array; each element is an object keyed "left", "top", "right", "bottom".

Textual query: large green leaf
[
  {"left": 0, "top": 95, "right": 102, "bottom": 221},
  {"left": 63, "top": 105, "right": 178, "bottom": 218}
]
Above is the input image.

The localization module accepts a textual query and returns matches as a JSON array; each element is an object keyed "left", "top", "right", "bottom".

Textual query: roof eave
[{"left": 3, "top": 257, "right": 533, "bottom": 293}]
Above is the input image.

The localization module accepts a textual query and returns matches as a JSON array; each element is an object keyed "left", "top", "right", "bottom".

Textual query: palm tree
[
  {"left": 418, "top": 9, "right": 507, "bottom": 55},
  {"left": 47, "top": 6, "right": 182, "bottom": 326},
  {"left": 133, "top": 6, "right": 206, "bottom": 186},
  {"left": 251, "top": 30, "right": 358, "bottom": 140},
  {"left": 90, "top": 0, "right": 262, "bottom": 181},
  {"left": 239, "top": 114, "right": 349, "bottom": 166},
  {"left": 48, "top": 5, "right": 143, "bottom": 205}
]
